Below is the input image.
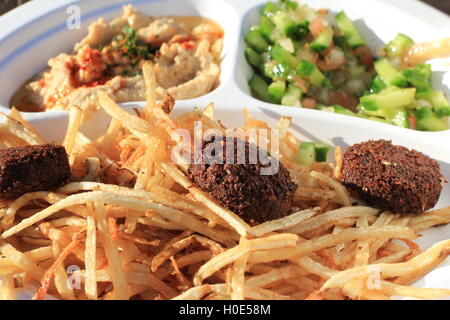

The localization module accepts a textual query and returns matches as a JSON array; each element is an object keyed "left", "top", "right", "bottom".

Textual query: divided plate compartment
[
  {"left": 0, "top": 0, "right": 241, "bottom": 118},
  {"left": 233, "top": 0, "right": 450, "bottom": 138},
  {"left": 0, "top": 0, "right": 450, "bottom": 298}
]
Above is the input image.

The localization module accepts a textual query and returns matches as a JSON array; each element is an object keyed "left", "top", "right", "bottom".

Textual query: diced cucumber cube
[
  {"left": 402, "top": 63, "right": 433, "bottom": 93},
  {"left": 270, "top": 44, "right": 298, "bottom": 68},
  {"left": 245, "top": 47, "right": 262, "bottom": 70},
  {"left": 412, "top": 63, "right": 431, "bottom": 80},
  {"left": 370, "top": 75, "right": 388, "bottom": 93},
  {"left": 260, "top": 15, "right": 276, "bottom": 43},
  {"left": 296, "top": 60, "right": 326, "bottom": 86},
  {"left": 248, "top": 74, "right": 271, "bottom": 102},
  {"left": 415, "top": 91, "right": 433, "bottom": 103},
  {"left": 296, "top": 59, "right": 315, "bottom": 76},
  {"left": 264, "top": 61, "right": 290, "bottom": 79},
  {"left": 415, "top": 107, "right": 448, "bottom": 131},
  {"left": 296, "top": 142, "right": 316, "bottom": 166},
  {"left": 314, "top": 143, "right": 330, "bottom": 162},
  {"left": 415, "top": 106, "right": 434, "bottom": 121},
  {"left": 270, "top": 11, "right": 296, "bottom": 36},
  {"left": 284, "top": 0, "right": 298, "bottom": 10},
  {"left": 262, "top": 2, "right": 279, "bottom": 16},
  {"left": 374, "top": 58, "right": 407, "bottom": 87},
  {"left": 416, "top": 117, "right": 448, "bottom": 131},
  {"left": 308, "top": 69, "right": 327, "bottom": 87},
  {"left": 310, "top": 27, "right": 333, "bottom": 53},
  {"left": 281, "top": 84, "right": 302, "bottom": 106},
  {"left": 245, "top": 28, "right": 270, "bottom": 53},
  {"left": 335, "top": 11, "right": 365, "bottom": 48},
  {"left": 416, "top": 91, "right": 450, "bottom": 117},
  {"left": 385, "top": 33, "right": 414, "bottom": 58},
  {"left": 403, "top": 69, "right": 432, "bottom": 93},
  {"left": 268, "top": 80, "right": 286, "bottom": 103},
  {"left": 431, "top": 91, "right": 450, "bottom": 117}
]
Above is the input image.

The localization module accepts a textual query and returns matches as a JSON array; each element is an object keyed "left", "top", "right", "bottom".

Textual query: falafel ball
[
  {"left": 187, "top": 135, "right": 297, "bottom": 224},
  {"left": 340, "top": 139, "right": 444, "bottom": 214},
  {"left": 0, "top": 144, "right": 70, "bottom": 198}
]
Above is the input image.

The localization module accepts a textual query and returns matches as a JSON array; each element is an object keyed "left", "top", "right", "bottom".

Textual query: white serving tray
[{"left": 0, "top": 0, "right": 449, "bottom": 299}]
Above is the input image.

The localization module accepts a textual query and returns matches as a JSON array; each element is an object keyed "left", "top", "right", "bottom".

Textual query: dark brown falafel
[
  {"left": 0, "top": 144, "right": 71, "bottom": 198},
  {"left": 340, "top": 139, "right": 443, "bottom": 214},
  {"left": 187, "top": 135, "right": 297, "bottom": 224}
]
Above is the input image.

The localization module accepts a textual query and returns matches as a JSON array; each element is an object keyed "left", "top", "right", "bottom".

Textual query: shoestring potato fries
[{"left": 0, "top": 62, "right": 450, "bottom": 300}]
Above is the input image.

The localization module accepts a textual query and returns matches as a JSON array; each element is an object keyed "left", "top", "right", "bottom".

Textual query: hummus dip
[{"left": 10, "top": 5, "right": 224, "bottom": 115}]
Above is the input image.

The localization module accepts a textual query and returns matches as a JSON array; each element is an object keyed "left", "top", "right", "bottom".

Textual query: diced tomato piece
[
  {"left": 353, "top": 45, "right": 374, "bottom": 70},
  {"left": 302, "top": 98, "right": 317, "bottom": 109},
  {"left": 329, "top": 91, "right": 358, "bottom": 111},
  {"left": 309, "top": 18, "right": 325, "bottom": 38},
  {"left": 408, "top": 116, "right": 416, "bottom": 130}
]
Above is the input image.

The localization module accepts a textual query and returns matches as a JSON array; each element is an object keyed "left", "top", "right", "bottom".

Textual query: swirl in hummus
[{"left": 10, "top": 5, "right": 224, "bottom": 115}]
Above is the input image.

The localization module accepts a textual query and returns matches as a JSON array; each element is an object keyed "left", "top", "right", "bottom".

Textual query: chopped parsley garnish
[
  {"left": 108, "top": 24, "right": 157, "bottom": 76},
  {"left": 116, "top": 24, "right": 155, "bottom": 59}
]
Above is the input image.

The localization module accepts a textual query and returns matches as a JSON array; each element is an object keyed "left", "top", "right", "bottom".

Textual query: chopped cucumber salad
[{"left": 245, "top": 0, "right": 450, "bottom": 131}]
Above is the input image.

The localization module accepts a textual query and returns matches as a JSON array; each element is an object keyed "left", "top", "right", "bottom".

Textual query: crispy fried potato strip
[{"left": 1, "top": 69, "right": 450, "bottom": 301}]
